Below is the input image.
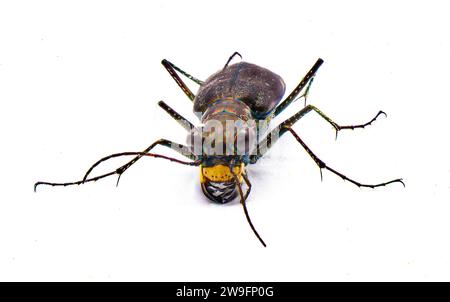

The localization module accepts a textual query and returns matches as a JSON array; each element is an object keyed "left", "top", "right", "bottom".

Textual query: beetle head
[{"left": 199, "top": 163, "right": 244, "bottom": 203}]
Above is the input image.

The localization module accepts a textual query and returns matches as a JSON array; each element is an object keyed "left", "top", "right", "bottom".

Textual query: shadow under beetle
[{"left": 35, "top": 52, "right": 404, "bottom": 247}]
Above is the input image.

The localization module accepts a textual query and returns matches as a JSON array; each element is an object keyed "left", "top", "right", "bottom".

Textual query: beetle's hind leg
[
  {"left": 161, "top": 59, "right": 203, "bottom": 102},
  {"left": 34, "top": 140, "right": 199, "bottom": 191},
  {"left": 223, "top": 52, "right": 242, "bottom": 70},
  {"left": 162, "top": 59, "right": 203, "bottom": 85},
  {"left": 298, "top": 76, "right": 315, "bottom": 106},
  {"left": 274, "top": 58, "right": 324, "bottom": 116}
]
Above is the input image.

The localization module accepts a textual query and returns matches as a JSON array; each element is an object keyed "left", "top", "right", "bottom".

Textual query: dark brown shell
[{"left": 193, "top": 62, "right": 286, "bottom": 118}]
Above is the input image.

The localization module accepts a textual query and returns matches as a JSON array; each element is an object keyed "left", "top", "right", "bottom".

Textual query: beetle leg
[
  {"left": 223, "top": 51, "right": 242, "bottom": 70},
  {"left": 82, "top": 139, "right": 196, "bottom": 186},
  {"left": 34, "top": 139, "right": 198, "bottom": 191},
  {"left": 298, "top": 76, "right": 315, "bottom": 106},
  {"left": 162, "top": 59, "right": 204, "bottom": 85},
  {"left": 274, "top": 58, "right": 324, "bottom": 117},
  {"left": 286, "top": 127, "right": 405, "bottom": 188},
  {"left": 161, "top": 59, "right": 203, "bottom": 101},
  {"left": 251, "top": 105, "right": 387, "bottom": 163},
  {"left": 34, "top": 151, "right": 200, "bottom": 191},
  {"left": 158, "top": 100, "right": 195, "bottom": 131},
  {"left": 281, "top": 105, "right": 387, "bottom": 140}
]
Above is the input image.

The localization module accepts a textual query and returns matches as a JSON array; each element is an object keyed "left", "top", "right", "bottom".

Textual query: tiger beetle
[{"left": 35, "top": 52, "right": 404, "bottom": 247}]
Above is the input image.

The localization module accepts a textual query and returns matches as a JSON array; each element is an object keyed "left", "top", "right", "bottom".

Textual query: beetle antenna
[
  {"left": 223, "top": 51, "right": 242, "bottom": 70},
  {"left": 238, "top": 180, "right": 266, "bottom": 247},
  {"left": 232, "top": 171, "right": 266, "bottom": 247}
]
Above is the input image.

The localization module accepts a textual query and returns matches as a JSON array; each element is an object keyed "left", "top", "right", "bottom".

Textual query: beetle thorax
[
  {"left": 201, "top": 97, "right": 252, "bottom": 123},
  {"left": 188, "top": 98, "right": 257, "bottom": 157}
]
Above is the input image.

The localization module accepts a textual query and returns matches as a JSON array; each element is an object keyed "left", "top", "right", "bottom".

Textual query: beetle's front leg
[{"left": 286, "top": 127, "right": 404, "bottom": 188}]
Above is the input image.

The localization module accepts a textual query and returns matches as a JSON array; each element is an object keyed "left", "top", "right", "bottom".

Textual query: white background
[{"left": 1, "top": 0, "right": 449, "bottom": 281}]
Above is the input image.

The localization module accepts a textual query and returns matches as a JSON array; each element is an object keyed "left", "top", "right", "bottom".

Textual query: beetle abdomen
[{"left": 194, "top": 62, "right": 286, "bottom": 118}]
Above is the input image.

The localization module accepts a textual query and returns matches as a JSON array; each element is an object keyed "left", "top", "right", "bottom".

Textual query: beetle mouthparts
[{"left": 201, "top": 181, "right": 238, "bottom": 204}]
